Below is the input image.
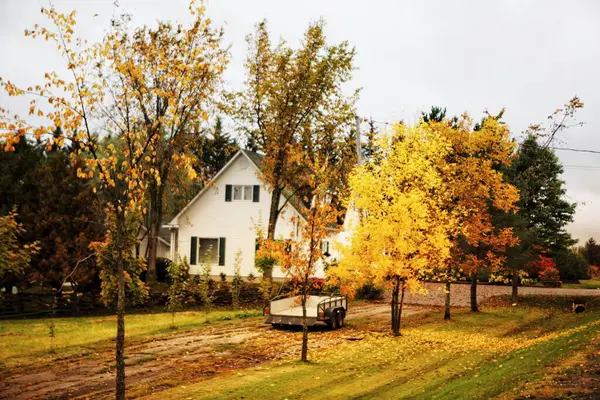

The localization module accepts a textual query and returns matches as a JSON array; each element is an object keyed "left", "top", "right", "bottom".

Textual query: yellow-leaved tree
[
  {"left": 0, "top": 2, "right": 223, "bottom": 398},
  {"left": 421, "top": 115, "right": 520, "bottom": 319},
  {"left": 331, "top": 123, "right": 455, "bottom": 336}
]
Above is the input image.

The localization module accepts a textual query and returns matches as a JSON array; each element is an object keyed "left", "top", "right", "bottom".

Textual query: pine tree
[{"left": 507, "top": 134, "right": 576, "bottom": 253}]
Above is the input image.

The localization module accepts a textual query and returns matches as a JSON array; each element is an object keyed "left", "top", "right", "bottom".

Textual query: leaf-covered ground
[
  {"left": 1, "top": 300, "right": 599, "bottom": 399},
  {"left": 148, "top": 303, "right": 600, "bottom": 400}
]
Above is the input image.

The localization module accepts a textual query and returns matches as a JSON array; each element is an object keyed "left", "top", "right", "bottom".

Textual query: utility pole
[{"left": 355, "top": 115, "right": 362, "bottom": 166}]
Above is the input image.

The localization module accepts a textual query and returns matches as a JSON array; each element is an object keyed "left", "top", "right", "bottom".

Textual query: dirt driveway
[{"left": 0, "top": 302, "right": 422, "bottom": 400}]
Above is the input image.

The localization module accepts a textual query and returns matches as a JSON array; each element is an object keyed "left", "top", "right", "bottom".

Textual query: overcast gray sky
[{"left": 1, "top": 0, "right": 599, "bottom": 244}]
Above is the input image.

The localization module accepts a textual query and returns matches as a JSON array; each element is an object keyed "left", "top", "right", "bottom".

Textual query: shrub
[
  {"left": 528, "top": 254, "right": 556, "bottom": 279},
  {"left": 156, "top": 257, "right": 172, "bottom": 282},
  {"left": 488, "top": 270, "right": 534, "bottom": 285},
  {"left": 166, "top": 257, "right": 189, "bottom": 328},
  {"left": 247, "top": 272, "right": 256, "bottom": 282},
  {"left": 355, "top": 283, "right": 384, "bottom": 300},
  {"left": 588, "top": 265, "right": 600, "bottom": 279},
  {"left": 540, "top": 266, "right": 560, "bottom": 282},
  {"left": 231, "top": 250, "right": 244, "bottom": 308},
  {"left": 199, "top": 253, "right": 213, "bottom": 322},
  {"left": 219, "top": 272, "right": 227, "bottom": 282},
  {"left": 553, "top": 250, "right": 589, "bottom": 282}
]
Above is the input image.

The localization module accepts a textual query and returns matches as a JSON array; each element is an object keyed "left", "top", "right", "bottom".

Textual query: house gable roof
[{"left": 166, "top": 149, "right": 307, "bottom": 227}]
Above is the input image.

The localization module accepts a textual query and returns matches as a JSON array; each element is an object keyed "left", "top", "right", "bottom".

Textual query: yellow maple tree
[
  {"left": 331, "top": 123, "right": 455, "bottom": 336},
  {"left": 425, "top": 115, "right": 520, "bottom": 318}
]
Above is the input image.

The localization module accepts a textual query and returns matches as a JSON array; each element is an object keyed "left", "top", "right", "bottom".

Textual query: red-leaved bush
[
  {"left": 540, "top": 267, "right": 561, "bottom": 282},
  {"left": 528, "top": 254, "right": 556, "bottom": 277},
  {"left": 588, "top": 265, "right": 600, "bottom": 279}
]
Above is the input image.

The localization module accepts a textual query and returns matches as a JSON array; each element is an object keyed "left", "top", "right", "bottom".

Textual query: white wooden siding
[{"left": 172, "top": 152, "right": 332, "bottom": 279}]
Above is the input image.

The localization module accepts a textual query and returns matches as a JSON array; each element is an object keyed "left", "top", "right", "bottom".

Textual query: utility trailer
[{"left": 265, "top": 294, "right": 348, "bottom": 329}]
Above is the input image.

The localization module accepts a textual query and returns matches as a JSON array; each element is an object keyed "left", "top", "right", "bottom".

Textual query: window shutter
[
  {"left": 190, "top": 237, "right": 197, "bottom": 265},
  {"left": 218, "top": 237, "right": 226, "bottom": 266},
  {"left": 253, "top": 185, "right": 260, "bottom": 202},
  {"left": 225, "top": 185, "right": 232, "bottom": 202}
]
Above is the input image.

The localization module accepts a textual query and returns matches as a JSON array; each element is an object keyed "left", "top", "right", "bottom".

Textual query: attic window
[
  {"left": 233, "top": 185, "right": 252, "bottom": 201},
  {"left": 226, "top": 184, "right": 260, "bottom": 202}
]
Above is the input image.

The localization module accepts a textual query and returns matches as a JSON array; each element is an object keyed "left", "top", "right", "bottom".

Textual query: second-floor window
[
  {"left": 225, "top": 184, "right": 260, "bottom": 203},
  {"left": 233, "top": 185, "right": 253, "bottom": 201}
]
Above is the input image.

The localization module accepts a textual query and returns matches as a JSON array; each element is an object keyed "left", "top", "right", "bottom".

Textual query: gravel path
[{"left": 404, "top": 282, "right": 600, "bottom": 307}]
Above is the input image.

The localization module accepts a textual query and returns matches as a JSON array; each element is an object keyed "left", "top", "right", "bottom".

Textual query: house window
[
  {"left": 320, "top": 240, "right": 330, "bottom": 257},
  {"left": 198, "top": 238, "right": 219, "bottom": 265},
  {"left": 191, "top": 237, "right": 225, "bottom": 266},
  {"left": 225, "top": 184, "right": 260, "bottom": 203},
  {"left": 243, "top": 185, "right": 253, "bottom": 200},
  {"left": 233, "top": 185, "right": 253, "bottom": 201}
]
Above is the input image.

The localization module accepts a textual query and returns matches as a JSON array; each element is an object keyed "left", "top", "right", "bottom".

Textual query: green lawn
[
  {"left": 562, "top": 278, "right": 600, "bottom": 290},
  {"left": 0, "top": 308, "right": 260, "bottom": 369},
  {"left": 147, "top": 307, "right": 600, "bottom": 400}
]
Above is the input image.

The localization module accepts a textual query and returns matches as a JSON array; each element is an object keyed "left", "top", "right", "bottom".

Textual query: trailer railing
[{"left": 316, "top": 294, "right": 347, "bottom": 321}]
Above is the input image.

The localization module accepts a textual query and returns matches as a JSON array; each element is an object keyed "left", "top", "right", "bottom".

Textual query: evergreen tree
[
  {"left": 0, "top": 135, "right": 105, "bottom": 290},
  {"left": 421, "top": 106, "right": 447, "bottom": 123},
  {"left": 507, "top": 134, "right": 576, "bottom": 254},
  {"left": 194, "top": 116, "right": 239, "bottom": 182},
  {"left": 581, "top": 238, "right": 600, "bottom": 266}
]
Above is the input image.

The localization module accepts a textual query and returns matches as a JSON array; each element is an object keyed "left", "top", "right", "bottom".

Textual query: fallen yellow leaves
[{"left": 312, "top": 315, "right": 600, "bottom": 370}]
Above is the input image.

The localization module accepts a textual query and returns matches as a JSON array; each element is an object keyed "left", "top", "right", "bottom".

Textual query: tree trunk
[
  {"left": 444, "top": 280, "right": 451, "bottom": 320},
  {"left": 512, "top": 270, "right": 519, "bottom": 303},
  {"left": 391, "top": 276, "right": 400, "bottom": 336},
  {"left": 267, "top": 186, "right": 282, "bottom": 242},
  {"left": 146, "top": 223, "right": 158, "bottom": 284},
  {"left": 263, "top": 186, "right": 282, "bottom": 300},
  {"left": 301, "top": 290, "right": 309, "bottom": 362},
  {"left": 115, "top": 213, "right": 126, "bottom": 400},
  {"left": 398, "top": 280, "right": 405, "bottom": 334},
  {"left": 470, "top": 272, "right": 479, "bottom": 312},
  {"left": 146, "top": 182, "right": 164, "bottom": 284}
]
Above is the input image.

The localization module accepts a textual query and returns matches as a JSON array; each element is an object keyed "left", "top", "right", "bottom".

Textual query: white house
[
  {"left": 136, "top": 226, "right": 171, "bottom": 260},
  {"left": 165, "top": 149, "right": 339, "bottom": 279}
]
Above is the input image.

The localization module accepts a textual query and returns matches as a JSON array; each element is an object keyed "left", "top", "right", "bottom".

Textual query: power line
[
  {"left": 360, "top": 117, "right": 600, "bottom": 156},
  {"left": 563, "top": 166, "right": 600, "bottom": 171},
  {"left": 551, "top": 147, "right": 600, "bottom": 155},
  {"left": 563, "top": 164, "right": 600, "bottom": 168}
]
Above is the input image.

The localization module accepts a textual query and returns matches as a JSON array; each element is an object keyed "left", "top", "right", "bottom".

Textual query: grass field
[
  {"left": 562, "top": 278, "right": 600, "bottom": 290},
  {"left": 1, "top": 299, "right": 599, "bottom": 399},
  {"left": 0, "top": 308, "right": 260, "bottom": 369},
  {"left": 147, "top": 305, "right": 600, "bottom": 400}
]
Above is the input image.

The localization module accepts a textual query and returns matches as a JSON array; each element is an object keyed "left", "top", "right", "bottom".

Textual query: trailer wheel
[
  {"left": 334, "top": 312, "right": 342, "bottom": 330},
  {"left": 328, "top": 314, "right": 339, "bottom": 330}
]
